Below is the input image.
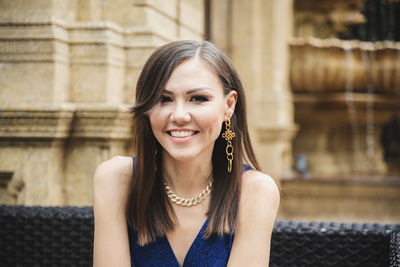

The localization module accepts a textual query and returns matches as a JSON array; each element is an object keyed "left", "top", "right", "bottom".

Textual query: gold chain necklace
[{"left": 163, "top": 180, "right": 212, "bottom": 207}]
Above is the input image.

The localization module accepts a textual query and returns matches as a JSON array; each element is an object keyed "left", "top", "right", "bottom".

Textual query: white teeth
[{"left": 170, "top": 131, "right": 195, "bottom": 138}]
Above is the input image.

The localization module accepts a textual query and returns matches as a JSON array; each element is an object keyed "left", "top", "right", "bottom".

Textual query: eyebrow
[{"left": 163, "top": 87, "right": 213, "bottom": 95}]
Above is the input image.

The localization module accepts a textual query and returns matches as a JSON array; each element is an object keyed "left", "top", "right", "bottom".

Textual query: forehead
[{"left": 164, "top": 58, "right": 222, "bottom": 92}]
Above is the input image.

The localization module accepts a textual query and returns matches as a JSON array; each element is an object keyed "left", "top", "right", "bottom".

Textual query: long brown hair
[{"left": 127, "top": 40, "right": 260, "bottom": 245}]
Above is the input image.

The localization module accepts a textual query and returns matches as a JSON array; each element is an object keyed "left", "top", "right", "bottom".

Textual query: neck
[{"left": 162, "top": 152, "right": 213, "bottom": 198}]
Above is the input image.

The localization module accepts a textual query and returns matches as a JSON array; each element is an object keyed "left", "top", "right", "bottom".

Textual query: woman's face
[{"left": 149, "top": 58, "right": 236, "bottom": 163}]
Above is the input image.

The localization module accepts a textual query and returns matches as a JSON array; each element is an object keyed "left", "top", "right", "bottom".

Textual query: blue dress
[
  {"left": 128, "top": 218, "right": 233, "bottom": 267},
  {"left": 128, "top": 157, "right": 253, "bottom": 266}
]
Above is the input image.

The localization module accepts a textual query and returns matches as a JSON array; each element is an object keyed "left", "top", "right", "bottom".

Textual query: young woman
[{"left": 93, "top": 40, "right": 280, "bottom": 266}]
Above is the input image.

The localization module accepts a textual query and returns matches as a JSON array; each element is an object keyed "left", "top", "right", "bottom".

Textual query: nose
[{"left": 170, "top": 102, "right": 191, "bottom": 124}]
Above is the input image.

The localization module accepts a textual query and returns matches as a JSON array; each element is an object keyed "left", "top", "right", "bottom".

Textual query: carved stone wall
[
  {"left": 0, "top": 0, "right": 204, "bottom": 206},
  {"left": 3, "top": 0, "right": 398, "bottom": 225}
]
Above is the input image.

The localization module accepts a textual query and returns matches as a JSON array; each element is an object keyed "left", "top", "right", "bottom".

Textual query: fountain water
[
  {"left": 344, "top": 44, "right": 362, "bottom": 173},
  {"left": 290, "top": 37, "right": 400, "bottom": 177},
  {"left": 361, "top": 45, "right": 376, "bottom": 176},
  {"left": 279, "top": 0, "right": 400, "bottom": 225}
]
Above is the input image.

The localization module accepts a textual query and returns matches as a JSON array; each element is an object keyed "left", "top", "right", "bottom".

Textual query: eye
[
  {"left": 160, "top": 95, "right": 173, "bottom": 103},
  {"left": 190, "top": 95, "right": 209, "bottom": 102}
]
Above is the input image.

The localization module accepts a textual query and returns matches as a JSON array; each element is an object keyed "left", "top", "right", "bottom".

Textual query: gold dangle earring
[{"left": 222, "top": 118, "right": 235, "bottom": 172}]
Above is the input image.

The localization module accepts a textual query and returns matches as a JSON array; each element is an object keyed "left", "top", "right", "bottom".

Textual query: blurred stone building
[{"left": 0, "top": 0, "right": 399, "bottom": 223}]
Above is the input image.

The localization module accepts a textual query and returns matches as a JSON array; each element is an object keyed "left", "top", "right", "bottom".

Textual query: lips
[{"left": 168, "top": 130, "right": 199, "bottom": 138}]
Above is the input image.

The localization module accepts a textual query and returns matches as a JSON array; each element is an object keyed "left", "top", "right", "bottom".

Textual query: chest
[
  {"left": 131, "top": 217, "right": 232, "bottom": 267},
  {"left": 130, "top": 198, "right": 232, "bottom": 266},
  {"left": 166, "top": 206, "right": 208, "bottom": 266}
]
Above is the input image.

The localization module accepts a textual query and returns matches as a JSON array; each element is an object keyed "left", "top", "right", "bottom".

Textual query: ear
[{"left": 224, "top": 90, "right": 237, "bottom": 119}]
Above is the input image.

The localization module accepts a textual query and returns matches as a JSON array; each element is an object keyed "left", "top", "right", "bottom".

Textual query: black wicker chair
[{"left": 0, "top": 205, "right": 399, "bottom": 267}]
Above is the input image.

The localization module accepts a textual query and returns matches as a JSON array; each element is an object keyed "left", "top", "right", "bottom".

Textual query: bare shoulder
[
  {"left": 94, "top": 156, "right": 133, "bottom": 187},
  {"left": 240, "top": 170, "right": 280, "bottom": 219},
  {"left": 93, "top": 156, "right": 133, "bottom": 206},
  {"left": 227, "top": 171, "right": 280, "bottom": 265},
  {"left": 242, "top": 170, "right": 280, "bottom": 205},
  {"left": 93, "top": 156, "right": 133, "bottom": 266}
]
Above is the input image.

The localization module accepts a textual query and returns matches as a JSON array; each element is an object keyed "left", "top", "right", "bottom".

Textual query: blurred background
[{"left": 0, "top": 0, "right": 399, "bottom": 223}]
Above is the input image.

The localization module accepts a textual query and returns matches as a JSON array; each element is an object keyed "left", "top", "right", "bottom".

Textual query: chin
[
  {"left": 166, "top": 152, "right": 197, "bottom": 162},
  {"left": 163, "top": 146, "right": 211, "bottom": 163}
]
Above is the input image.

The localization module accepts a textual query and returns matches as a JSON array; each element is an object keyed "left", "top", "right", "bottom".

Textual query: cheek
[
  {"left": 193, "top": 108, "right": 224, "bottom": 136},
  {"left": 149, "top": 109, "right": 166, "bottom": 134}
]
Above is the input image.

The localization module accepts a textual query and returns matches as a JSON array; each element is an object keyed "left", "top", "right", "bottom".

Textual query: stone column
[
  {"left": 211, "top": 0, "right": 297, "bottom": 179},
  {"left": 0, "top": 0, "right": 204, "bottom": 205}
]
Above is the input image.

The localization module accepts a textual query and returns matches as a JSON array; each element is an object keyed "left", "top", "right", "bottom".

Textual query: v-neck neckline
[{"left": 164, "top": 217, "right": 210, "bottom": 267}]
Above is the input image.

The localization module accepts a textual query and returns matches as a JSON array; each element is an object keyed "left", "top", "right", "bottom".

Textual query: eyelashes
[
  {"left": 159, "top": 95, "right": 210, "bottom": 103},
  {"left": 190, "top": 95, "right": 209, "bottom": 102},
  {"left": 159, "top": 95, "right": 173, "bottom": 103}
]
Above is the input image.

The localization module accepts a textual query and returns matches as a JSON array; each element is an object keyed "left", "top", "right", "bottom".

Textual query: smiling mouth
[{"left": 168, "top": 130, "right": 199, "bottom": 138}]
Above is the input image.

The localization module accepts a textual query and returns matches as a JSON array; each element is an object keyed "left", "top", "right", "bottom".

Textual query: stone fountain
[
  {"left": 279, "top": 0, "right": 400, "bottom": 223},
  {"left": 289, "top": 36, "right": 400, "bottom": 177}
]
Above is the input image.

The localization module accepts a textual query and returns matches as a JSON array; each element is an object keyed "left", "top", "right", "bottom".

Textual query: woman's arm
[
  {"left": 93, "top": 156, "right": 133, "bottom": 267},
  {"left": 227, "top": 171, "right": 280, "bottom": 266}
]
